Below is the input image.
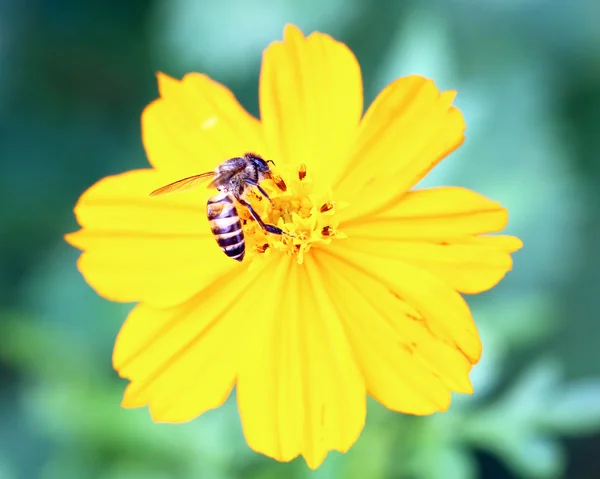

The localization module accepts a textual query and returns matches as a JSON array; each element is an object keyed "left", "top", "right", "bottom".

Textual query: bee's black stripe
[
  {"left": 212, "top": 221, "right": 242, "bottom": 235},
  {"left": 206, "top": 194, "right": 245, "bottom": 262},
  {"left": 230, "top": 251, "right": 245, "bottom": 262},
  {"left": 217, "top": 234, "right": 244, "bottom": 248},
  {"left": 224, "top": 241, "right": 245, "bottom": 259}
]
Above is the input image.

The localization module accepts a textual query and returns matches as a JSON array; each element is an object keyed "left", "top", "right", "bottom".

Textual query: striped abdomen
[{"left": 207, "top": 193, "right": 245, "bottom": 261}]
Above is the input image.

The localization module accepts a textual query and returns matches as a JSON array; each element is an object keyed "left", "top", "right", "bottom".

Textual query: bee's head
[{"left": 245, "top": 152, "right": 274, "bottom": 179}]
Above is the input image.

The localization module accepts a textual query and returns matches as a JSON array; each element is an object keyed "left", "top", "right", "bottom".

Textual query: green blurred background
[{"left": 1, "top": 0, "right": 600, "bottom": 478}]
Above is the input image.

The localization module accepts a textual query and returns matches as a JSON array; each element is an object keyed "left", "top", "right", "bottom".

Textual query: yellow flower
[{"left": 65, "top": 25, "right": 522, "bottom": 469}]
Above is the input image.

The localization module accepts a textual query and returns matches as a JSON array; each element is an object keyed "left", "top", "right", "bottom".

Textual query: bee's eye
[{"left": 257, "top": 159, "right": 271, "bottom": 171}]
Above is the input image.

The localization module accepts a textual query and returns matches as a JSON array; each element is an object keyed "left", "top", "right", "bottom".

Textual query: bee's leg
[
  {"left": 238, "top": 199, "right": 289, "bottom": 236},
  {"left": 245, "top": 179, "right": 274, "bottom": 206}
]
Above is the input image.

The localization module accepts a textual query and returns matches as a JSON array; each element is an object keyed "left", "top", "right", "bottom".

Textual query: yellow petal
[
  {"left": 114, "top": 256, "right": 274, "bottom": 422},
  {"left": 335, "top": 76, "right": 465, "bottom": 222},
  {"left": 237, "top": 255, "right": 366, "bottom": 469},
  {"left": 341, "top": 187, "right": 523, "bottom": 293},
  {"left": 143, "top": 72, "right": 266, "bottom": 176},
  {"left": 260, "top": 24, "right": 363, "bottom": 185},
  {"left": 325, "top": 245, "right": 482, "bottom": 364},
  {"left": 316, "top": 251, "right": 473, "bottom": 414},
  {"left": 65, "top": 169, "right": 236, "bottom": 308}
]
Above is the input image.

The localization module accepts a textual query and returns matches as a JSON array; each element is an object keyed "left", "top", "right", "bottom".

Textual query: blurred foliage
[{"left": 1, "top": 0, "right": 600, "bottom": 478}]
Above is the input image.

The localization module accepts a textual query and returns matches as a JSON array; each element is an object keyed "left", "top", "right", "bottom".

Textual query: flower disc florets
[{"left": 242, "top": 163, "right": 347, "bottom": 264}]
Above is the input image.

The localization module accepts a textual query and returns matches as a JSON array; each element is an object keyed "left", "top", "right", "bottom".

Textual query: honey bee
[{"left": 150, "top": 153, "right": 285, "bottom": 262}]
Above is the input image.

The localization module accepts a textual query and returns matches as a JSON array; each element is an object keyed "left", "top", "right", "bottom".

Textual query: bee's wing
[
  {"left": 207, "top": 163, "right": 247, "bottom": 189},
  {"left": 149, "top": 172, "right": 216, "bottom": 196}
]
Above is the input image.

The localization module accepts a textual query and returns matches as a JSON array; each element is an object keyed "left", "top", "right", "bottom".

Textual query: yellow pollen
[{"left": 243, "top": 163, "right": 346, "bottom": 264}]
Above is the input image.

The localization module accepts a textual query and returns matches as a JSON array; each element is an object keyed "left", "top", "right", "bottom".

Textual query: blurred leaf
[
  {"left": 404, "top": 429, "right": 477, "bottom": 479},
  {"left": 463, "top": 359, "right": 560, "bottom": 442},
  {"left": 150, "top": 0, "right": 362, "bottom": 79},
  {"left": 24, "top": 246, "right": 131, "bottom": 359},
  {"left": 375, "top": 5, "right": 457, "bottom": 92},
  {"left": 459, "top": 359, "right": 600, "bottom": 478},
  {"left": 0, "top": 458, "right": 14, "bottom": 479},
  {"left": 458, "top": 360, "right": 562, "bottom": 477},
  {"left": 542, "top": 379, "right": 600, "bottom": 435},
  {"left": 0, "top": 314, "right": 99, "bottom": 381},
  {"left": 424, "top": 446, "right": 476, "bottom": 479},
  {"left": 456, "top": 295, "right": 559, "bottom": 404},
  {"left": 248, "top": 461, "right": 304, "bottom": 479},
  {"left": 302, "top": 452, "right": 344, "bottom": 479},
  {"left": 101, "top": 464, "right": 174, "bottom": 479},
  {"left": 477, "top": 294, "right": 560, "bottom": 350},
  {"left": 498, "top": 435, "right": 564, "bottom": 479},
  {"left": 500, "top": 359, "right": 561, "bottom": 421},
  {"left": 462, "top": 321, "right": 507, "bottom": 400},
  {"left": 341, "top": 400, "right": 400, "bottom": 479},
  {"left": 41, "top": 455, "right": 99, "bottom": 479}
]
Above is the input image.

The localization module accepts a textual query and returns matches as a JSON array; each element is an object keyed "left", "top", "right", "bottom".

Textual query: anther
[
  {"left": 298, "top": 163, "right": 307, "bottom": 180},
  {"left": 256, "top": 243, "right": 269, "bottom": 253},
  {"left": 320, "top": 201, "right": 334, "bottom": 213},
  {"left": 273, "top": 175, "right": 287, "bottom": 192}
]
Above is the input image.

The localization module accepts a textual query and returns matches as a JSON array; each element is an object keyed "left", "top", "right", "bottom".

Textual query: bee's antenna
[{"left": 267, "top": 159, "right": 276, "bottom": 166}]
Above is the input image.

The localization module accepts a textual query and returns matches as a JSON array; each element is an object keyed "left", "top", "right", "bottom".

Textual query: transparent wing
[
  {"left": 207, "top": 157, "right": 250, "bottom": 189},
  {"left": 207, "top": 169, "right": 243, "bottom": 189},
  {"left": 149, "top": 172, "right": 216, "bottom": 196}
]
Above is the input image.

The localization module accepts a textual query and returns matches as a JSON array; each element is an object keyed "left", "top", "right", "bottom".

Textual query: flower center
[{"left": 241, "top": 163, "right": 346, "bottom": 264}]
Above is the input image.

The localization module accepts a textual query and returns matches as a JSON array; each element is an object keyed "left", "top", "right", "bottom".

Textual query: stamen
[
  {"left": 298, "top": 163, "right": 307, "bottom": 180},
  {"left": 255, "top": 243, "right": 269, "bottom": 253},
  {"left": 272, "top": 175, "right": 287, "bottom": 191},
  {"left": 320, "top": 201, "right": 334, "bottom": 213},
  {"left": 243, "top": 162, "right": 345, "bottom": 264}
]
